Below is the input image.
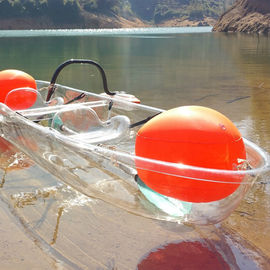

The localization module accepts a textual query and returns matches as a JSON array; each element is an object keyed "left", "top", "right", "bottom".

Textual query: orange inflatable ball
[
  {"left": 135, "top": 106, "right": 246, "bottom": 203},
  {"left": 0, "top": 69, "right": 37, "bottom": 109}
]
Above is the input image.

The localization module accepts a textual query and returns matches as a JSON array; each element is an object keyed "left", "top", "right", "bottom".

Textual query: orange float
[
  {"left": 135, "top": 106, "right": 246, "bottom": 203},
  {"left": 0, "top": 69, "right": 37, "bottom": 109},
  {"left": 0, "top": 69, "right": 37, "bottom": 151}
]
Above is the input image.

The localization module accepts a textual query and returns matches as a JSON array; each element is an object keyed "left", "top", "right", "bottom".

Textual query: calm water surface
[{"left": 0, "top": 27, "right": 270, "bottom": 269}]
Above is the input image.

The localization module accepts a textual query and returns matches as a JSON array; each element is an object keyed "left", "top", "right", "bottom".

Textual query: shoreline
[{"left": 0, "top": 16, "right": 216, "bottom": 30}]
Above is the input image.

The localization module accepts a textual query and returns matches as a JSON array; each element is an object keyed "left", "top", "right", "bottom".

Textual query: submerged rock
[{"left": 213, "top": 0, "right": 270, "bottom": 34}]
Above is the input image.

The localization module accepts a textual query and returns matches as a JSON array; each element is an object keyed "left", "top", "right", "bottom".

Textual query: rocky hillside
[
  {"left": 213, "top": 0, "right": 270, "bottom": 34},
  {"left": 0, "top": 0, "right": 235, "bottom": 29}
]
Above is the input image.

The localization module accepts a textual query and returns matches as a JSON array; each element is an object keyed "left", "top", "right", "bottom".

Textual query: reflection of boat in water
[{"left": 0, "top": 59, "right": 269, "bottom": 225}]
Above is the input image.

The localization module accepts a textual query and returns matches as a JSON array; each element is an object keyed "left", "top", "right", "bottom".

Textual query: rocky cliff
[{"left": 213, "top": 0, "right": 270, "bottom": 34}]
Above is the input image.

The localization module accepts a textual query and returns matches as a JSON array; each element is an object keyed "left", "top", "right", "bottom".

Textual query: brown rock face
[{"left": 213, "top": 0, "right": 270, "bottom": 34}]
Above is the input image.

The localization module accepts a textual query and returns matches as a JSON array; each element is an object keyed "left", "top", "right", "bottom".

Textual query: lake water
[{"left": 0, "top": 27, "right": 270, "bottom": 269}]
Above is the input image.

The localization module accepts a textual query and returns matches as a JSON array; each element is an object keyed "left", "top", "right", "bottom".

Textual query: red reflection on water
[
  {"left": 0, "top": 138, "right": 33, "bottom": 171},
  {"left": 0, "top": 137, "right": 12, "bottom": 153},
  {"left": 137, "top": 241, "right": 230, "bottom": 270}
]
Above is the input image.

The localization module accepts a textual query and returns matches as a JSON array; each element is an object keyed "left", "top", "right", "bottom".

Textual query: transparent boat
[{"left": 0, "top": 59, "right": 269, "bottom": 225}]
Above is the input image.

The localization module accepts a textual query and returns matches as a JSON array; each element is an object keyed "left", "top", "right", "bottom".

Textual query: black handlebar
[{"left": 46, "top": 59, "right": 116, "bottom": 102}]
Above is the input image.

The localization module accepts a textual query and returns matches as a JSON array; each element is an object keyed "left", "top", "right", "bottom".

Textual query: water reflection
[
  {"left": 137, "top": 240, "right": 231, "bottom": 270},
  {"left": 137, "top": 234, "right": 270, "bottom": 270},
  {"left": 211, "top": 32, "right": 270, "bottom": 259},
  {"left": 213, "top": 33, "right": 270, "bottom": 150},
  {"left": 0, "top": 29, "right": 270, "bottom": 268}
]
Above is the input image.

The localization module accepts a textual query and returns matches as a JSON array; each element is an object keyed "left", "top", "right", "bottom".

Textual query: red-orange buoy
[
  {"left": 135, "top": 106, "right": 246, "bottom": 203},
  {"left": 4, "top": 88, "right": 38, "bottom": 110},
  {"left": 0, "top": 69, "right": 37, "bottom": 109}
]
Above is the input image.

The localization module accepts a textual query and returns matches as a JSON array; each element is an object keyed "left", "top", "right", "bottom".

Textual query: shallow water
[{"left": 0, "top": 28, "right": 270, "bottom": 269}]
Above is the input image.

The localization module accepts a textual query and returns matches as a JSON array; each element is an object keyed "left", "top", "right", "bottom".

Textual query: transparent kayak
[{"left": 0, "top": 59, "right": 269, "bottom": 225}]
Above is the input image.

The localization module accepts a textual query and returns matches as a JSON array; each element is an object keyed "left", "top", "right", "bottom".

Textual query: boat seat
[{"left": 51, "top": 106, "right": 130, "bottom": 144}]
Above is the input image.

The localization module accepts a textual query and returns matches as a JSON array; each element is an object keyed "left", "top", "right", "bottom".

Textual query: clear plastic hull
[{"left": 0, "top": 80, "right": 269, "bottom": 225}]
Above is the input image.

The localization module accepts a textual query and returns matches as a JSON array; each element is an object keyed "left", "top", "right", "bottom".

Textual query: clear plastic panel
[
  {"left": 0, "top": 81, "right": 269, "bottom": 225},
  {"left": 51, "top": 106, "right": 130, "bottom": 144},
  {"left": 4, "top": 87, "right": 64, "bottom": 110}
]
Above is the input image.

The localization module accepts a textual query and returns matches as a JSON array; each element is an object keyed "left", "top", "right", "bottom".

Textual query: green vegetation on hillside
[
  {"left": 0, "top": 0, "right": 81, "bottom": 22},
  {"left": 129, "top": 0, "right": 236, "bottom": 23},
  {"left": 80, "top": 0, "right": 133, "bottom": 18},
  {"left": 0, "top": 0, "right": 235, "bottom": 25}
]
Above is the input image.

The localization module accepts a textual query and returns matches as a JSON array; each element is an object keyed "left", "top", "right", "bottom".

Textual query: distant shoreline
[{"left": 0, "top": 15, "right": 216, "bottom": 31}]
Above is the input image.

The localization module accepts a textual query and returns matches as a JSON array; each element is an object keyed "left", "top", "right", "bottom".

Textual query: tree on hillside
[
  {"left": 129, "top": 0, "right": 157, "bottom": 20},
  {"left": 0, "top": 0, "right": 21, "bottom": 17},
  {"left": 96, "top": 0, "right": 119, "bottom": 9},
  {"left": 23, "top": 0, "right": 48, "bottom": 16},
  {"left": 81, "top": 0, "right": 121, "bottom": 13},
  {"left": 47, "top": 0, "right": 81, "bottom": 22}
]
